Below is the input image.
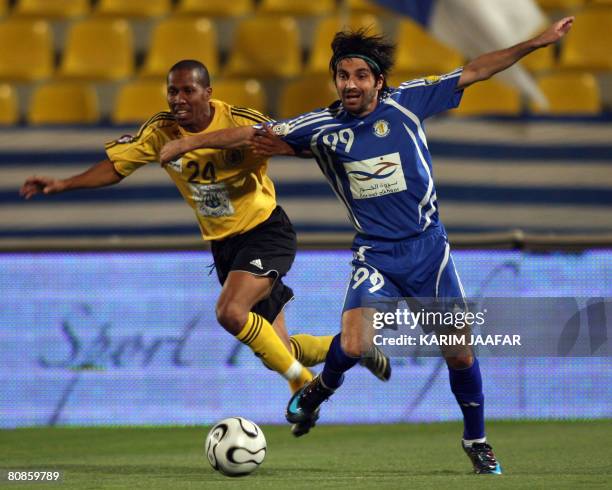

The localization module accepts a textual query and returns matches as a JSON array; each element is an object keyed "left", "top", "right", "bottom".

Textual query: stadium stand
[
  {"left": 212, "top": 78, "right": 267, "bottom": 113},
  {"left": 12, "top": 0, "right": 90, "bottom": 19},
  {"left": 223, "top": 16, "right": 302, "bottom": 78},
  {"left": 278, "top": 75, "right": 338, "bottom": 118},
  {"left": 531, "top": 72, "right": 601, "bottom": 114},
  {"left": 93, "top": 0, "right": 172, "bottom": 19},
  {"left": 140, "top": 17, "right": 219, "bottom": 78},
  {"left": 521, "top": 44, "right": 556, "bottom": 72},
  {"left": 453, "top": 79, "right": 522, "bottom": 116},
  {"left": 174, "top": 0, "right": 255, "bottom": 17},
  {"left": 111, "top": 79, "right": 167, "bottom": 125},
  {"left": 536, "top": 0, "right": 586, "bottom": 11},
  {"left": 559, "top": 6, "right": 612, "bottom": 71},
  {"left": 307, "top": 14, "right": 382, "bottom": 74},
  {"left": 257, "top": 0, "right": 336, "bottom": 16},
  {"left": 342, "top": 0, "right": 389, "bottom": 15},
  {"left": 28, "top": 81, "right": 99, "bottom": 124},
  {"left": 0, "top": 0, "right": 610, "bottom": 245},
  {"left": 388, "top": 71, "right": 433, "bottom": 87},
  {"left": 394, "top": 19, "right": 464, "bottom": 75},
  {"left": 0, "top": 19, "right": 53, "bottom": 81},
  {"left": 58, "top": 18, "right": 134, "bottom": 81},
  {"left": 0, "top": 83, "right": 18, "bottom": 124}
]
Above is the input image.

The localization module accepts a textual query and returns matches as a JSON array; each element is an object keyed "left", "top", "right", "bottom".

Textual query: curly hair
[{"left": 329, "top": 28, "right": 395, "bottom": 89}]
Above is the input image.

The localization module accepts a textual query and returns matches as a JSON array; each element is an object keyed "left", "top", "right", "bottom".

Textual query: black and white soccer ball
[{"left": 205, "top": 417, "right": 267, "bottom": 477}]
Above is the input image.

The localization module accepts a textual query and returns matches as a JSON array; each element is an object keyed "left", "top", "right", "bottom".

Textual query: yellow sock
[
  {"left": 290, "top": 334, "right": 334, "bottom": 367},
  {"left": 236, "top": 312, "right": 311, "bottom": 390}
]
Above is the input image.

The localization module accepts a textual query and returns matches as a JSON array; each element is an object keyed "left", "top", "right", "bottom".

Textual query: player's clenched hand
[
  {"left": 536, "top": 16, "right": 574, "bottom": 47},
  {"left": 250, "top": 126, "right": 296, "bottom": 157},
  {"left": 20, "top": 176, "right": 66, "bottom": 199},
  {"left": 160, "top": 139, "right": 188, "bottom": 164}
]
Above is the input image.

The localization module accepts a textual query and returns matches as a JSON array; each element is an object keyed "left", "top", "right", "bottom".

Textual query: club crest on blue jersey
[
  {"left": 372, "top": 119, "right": 390, "bottom": 138},
  {"left": 424, "top": 75, "right": 442, "bottom": 85}
]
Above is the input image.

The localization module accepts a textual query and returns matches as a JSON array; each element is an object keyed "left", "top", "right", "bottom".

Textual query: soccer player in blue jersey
[{"left": 160, "top": 16, "right": 574, "bottom": 474}]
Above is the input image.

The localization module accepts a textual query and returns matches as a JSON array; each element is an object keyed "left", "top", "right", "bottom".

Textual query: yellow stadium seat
[
  {"left": 560, "top": 7, "right": 612, "bottom": 70},
  {"left": 28, "top": 81, "right": 99, "bottom": 124},
  {"left": 278, "top": 75, "right": 338, "bottom": 118},
  {"left": 343, "top": 0, "right": 389, "bottom": 15},
  {"left": 212, "top": 79, "right": 267, "bottom": 113},
  {"left": 395, "top": 19, "right": 463, "bottom": 75},
  {"left": 590, "top": 0, "right": 612, "bottom": 4},
  {"left": 307, "top": 14, "right": 382, "bottom": 74},
  {"left": 141, "top": 17, "right": 218, "bottom": 78},
  {"left": 258, "top": 0, "right": 335, "bottom": 16},
  {"left": 454, "top": 79, "right": 521, "bottom": 116},
  {"left": 174, "top": 0, "right": 254, "bottom": 17},
  {"left": 0, "top": 0, "right": 7, "bottom": 17},
  {"left": 94, "top": 0, "right": 171, "bottom": 18},
  {"left": 530, "top": 72, "right": 601, "bottom": 114},
  {"left": 522, "top": 45, "right": 555, "bottom": 72},
  {"left": 112, "top": 79, "right": 168, "bottom": 125},
  {"left": 0, "top": 19, "right": 53, "bottom": 81},
  {"left": 13, "top": 0, "right": 90, "bottom": 19},
  {"left": 59, "top": 18, "right": 133, "bottom": 81},
  {"left": 536, "top": 0, "right": 585, "bottom": 11},
  {"left": 224, "top": 16, "right": 301, "bottom": 78},
  {"left": 387, "top": 71, "right": 429, "bottom": 88},
  {"left": 0, "top": 83, "right": 18, "bottom": 124}
]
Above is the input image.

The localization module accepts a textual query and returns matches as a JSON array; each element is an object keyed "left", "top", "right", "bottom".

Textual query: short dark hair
[
  {"left": 168, "top": 59, "right": 211, "bottom": 87},
  {"left": 329, "top": 29, "right": 395, "bottom": 90}
]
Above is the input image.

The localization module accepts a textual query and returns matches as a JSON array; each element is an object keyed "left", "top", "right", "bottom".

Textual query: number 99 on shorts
[{"left": 351, "top": 265, "right": 385, "bottom": 293}]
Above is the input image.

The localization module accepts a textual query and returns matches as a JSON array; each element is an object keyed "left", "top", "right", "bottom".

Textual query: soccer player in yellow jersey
[{"left": 20, "top": 60, "right": 390, "bottom": 435}]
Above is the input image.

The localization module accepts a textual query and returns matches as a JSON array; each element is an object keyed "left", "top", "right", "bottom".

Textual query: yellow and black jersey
[{"left": 105, "top": 99, "right": 276, "bottom": 241}]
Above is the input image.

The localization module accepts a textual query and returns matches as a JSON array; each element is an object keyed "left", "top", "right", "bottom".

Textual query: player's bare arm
[
  {"left": 20, "top": 159, "right": 123, "bottom": 200},
  {"left": 160, "top": 126, "right": 256, "bottom": 164},
  {"left": 251, "top": 126, "right": 298, "bottom": 157},
  {"left": 458, "top": 16, "right": 574, "bottom": 89}
]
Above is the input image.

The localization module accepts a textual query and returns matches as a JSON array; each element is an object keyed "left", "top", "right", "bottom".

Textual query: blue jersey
[{"left": 273, "top": 68, "right": 464, "bottom": 240}]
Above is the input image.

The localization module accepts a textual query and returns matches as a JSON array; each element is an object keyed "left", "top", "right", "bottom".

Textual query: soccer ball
[{"left": 205, "top": 417, "right": 267, "bottom": 477}]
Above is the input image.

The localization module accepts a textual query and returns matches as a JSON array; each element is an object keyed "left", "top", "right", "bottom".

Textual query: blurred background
[
  {"left": 0, "top": 0, "right": 611, "bottom": 429},
  {"left": 0, "top": 0, "right": 610, "bottom": 248}
]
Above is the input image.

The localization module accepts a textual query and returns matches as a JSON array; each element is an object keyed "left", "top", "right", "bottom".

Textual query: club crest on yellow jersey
[
  {"left": 115, "top": 134, "right": 135, "bottom": 144},
  {"left": 224, "top": 149, "right": 244, "bottom": 166}
]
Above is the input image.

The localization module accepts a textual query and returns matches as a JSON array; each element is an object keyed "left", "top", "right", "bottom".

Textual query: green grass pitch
[{"left": 2, "top": 420, "right": 611, "bottom": 489}]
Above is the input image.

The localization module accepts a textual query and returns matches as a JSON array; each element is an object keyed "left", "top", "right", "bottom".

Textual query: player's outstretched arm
[
  {"left": 20, "top": 159, "right": 123, "bottom": 200},
  {"left": 251, "top": 126, "right": 300, "bottom": 157},
  {"left": 458, "top": 16, "right": 574, "bottom": 89},
  {"left": 160, "top": 126, "right": 257, "bottom": 164}
]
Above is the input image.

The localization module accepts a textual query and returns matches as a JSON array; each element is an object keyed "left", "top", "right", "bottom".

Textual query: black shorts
[{"left": 210, "top": 206, "right": 297, "bottom": 323}]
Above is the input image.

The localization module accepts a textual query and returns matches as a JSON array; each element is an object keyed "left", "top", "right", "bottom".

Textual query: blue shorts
[{"left": 342, "top": 226, "right": 466, "bottom": 312}]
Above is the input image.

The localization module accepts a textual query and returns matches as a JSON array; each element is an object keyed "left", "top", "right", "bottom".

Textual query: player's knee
[
  {"left": 340, "top": 335, "right": 366, "bottom": 358},
  {"left": 216, "top": 301, "right": 249, "bottom": 335},
  {"left": 446, "top": 354, "right": 474, "bottom": 370}
]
